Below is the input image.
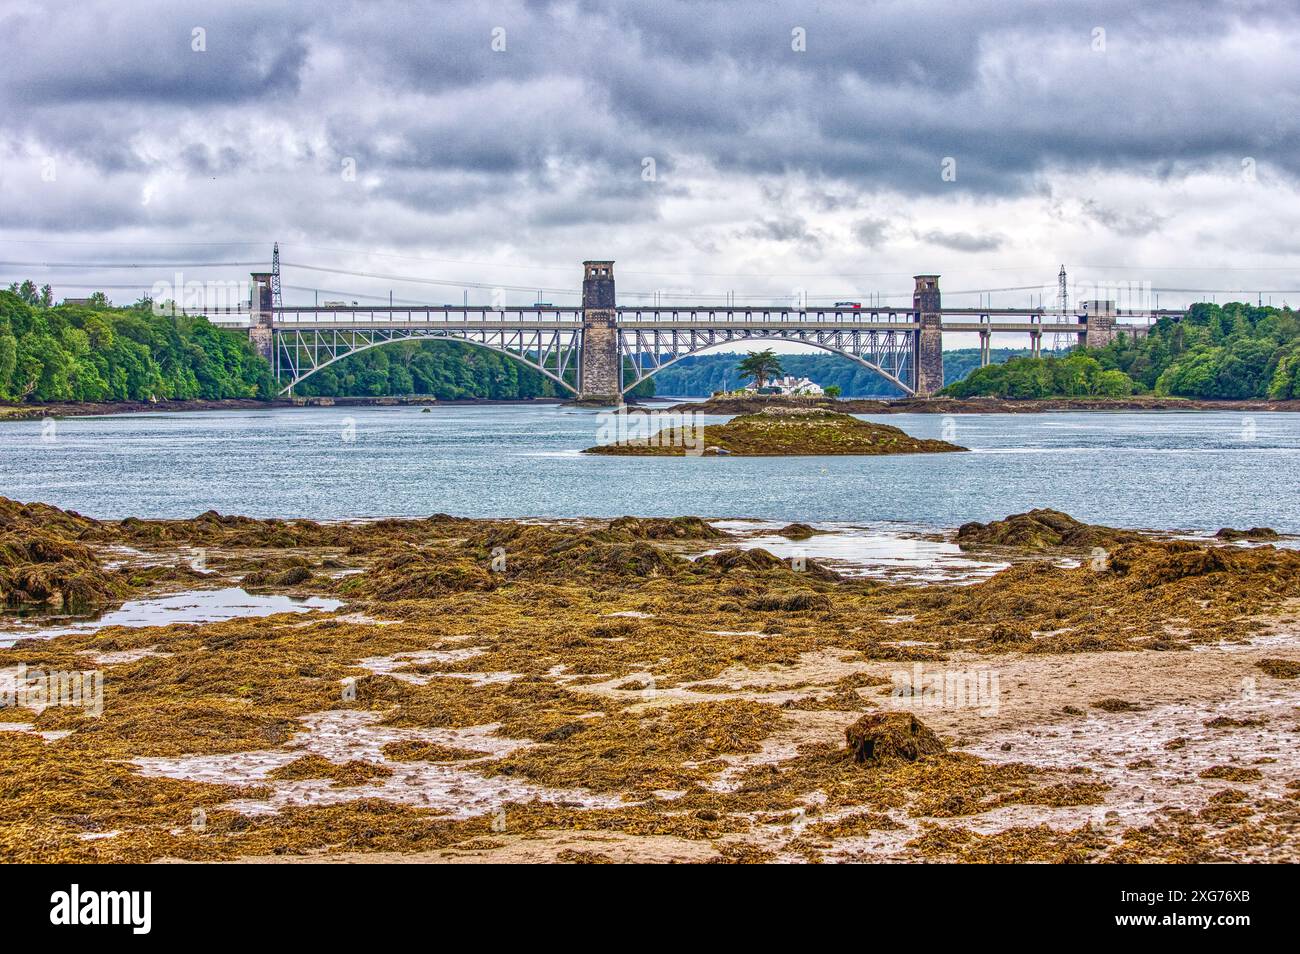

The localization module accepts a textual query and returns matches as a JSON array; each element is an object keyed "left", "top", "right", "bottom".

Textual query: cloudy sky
[{"left": 3, "top": 0, "right": 1299, "bottom": 324}]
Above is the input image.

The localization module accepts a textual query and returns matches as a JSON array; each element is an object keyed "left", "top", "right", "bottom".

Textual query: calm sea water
[{"left": 1, "top": 405, "right": 1297, "bottom": 532}]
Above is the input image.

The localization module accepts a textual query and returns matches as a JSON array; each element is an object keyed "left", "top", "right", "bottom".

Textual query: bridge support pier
[
  {"left": 913, "top": 275, "right": 944, "bottom": 396},
  {"left": 249, "top": 271, "right": 275, "bottom": 364},
  {"left": 578, "top": 260, "right": 622, "bottom": 405},
  {"left": 1030, "top": 329, "right": 1042, "bottom": 359},
  {"left": 1083, "top": 300, "right": 1117, "bottom": 350},
  {"left": 978, "top": 328, "right": 991, "bottom": 367}
]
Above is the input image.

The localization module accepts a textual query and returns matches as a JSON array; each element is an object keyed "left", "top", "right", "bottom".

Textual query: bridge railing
[
  {"left": 614, "top": 307, "right": 919, "bottom": 325},
  {"left": 269, "top": 307, "right": 583, "bottom": 326}
]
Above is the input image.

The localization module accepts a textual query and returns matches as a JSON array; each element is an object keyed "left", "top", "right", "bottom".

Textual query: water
[
  {"left": 702, "top": 520, "right": 1012, "bottom": 583},
  {"left": 0, "top": 588, "right": 344, "bottom": 647},
  {"left": 2, "top": 405, "right": 1298, "bottom": 532}
]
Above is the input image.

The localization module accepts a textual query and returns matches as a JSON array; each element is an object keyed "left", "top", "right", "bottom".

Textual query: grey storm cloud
[
  {"left": 854, "top": 218, "right": 891, "bottom": 249},
  {"left": 3, "top": 0, "right": 1300, "bottom": 243},
  {"left": 917, "top": 230, "right": 1006, "bottom": 253}
]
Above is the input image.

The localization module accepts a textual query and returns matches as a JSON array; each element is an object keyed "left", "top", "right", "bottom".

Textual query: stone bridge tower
[
  {"left": 1082, "top": 300, "right": 1117, "bottom": 349},
  {"left": 914, "top": 275, "right": 944, "bottom": 396},
  {"left": 578, "top": 261, "right": 621, "bottom": 404},
  {"left": 249, "top": 271, "right": 275, "bottom": 362}
]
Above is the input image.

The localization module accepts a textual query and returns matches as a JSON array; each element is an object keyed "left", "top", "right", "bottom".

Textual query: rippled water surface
[{"left": 2, "top": 404, "right": 1297, "bottom": 531}]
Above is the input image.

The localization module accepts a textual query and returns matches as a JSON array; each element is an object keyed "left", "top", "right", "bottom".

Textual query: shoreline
[
  {"left": 662, "top": 395, "right": 1300, "bottom": 415},
  {"left": 2, "top": 499, "right": 1298, "bottom": 863},
  {"left": 5, "top": 393, "right": 1300, "bottom": 423},
  {"left": 0, "top": 395, "right": 569, "bottom": 422}
]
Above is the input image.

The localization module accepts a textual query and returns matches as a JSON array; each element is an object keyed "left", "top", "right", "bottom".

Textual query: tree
[
  {"left": 0, "top": 287, "right": 273, "bottom": 405},
  {"left": 737, "top": 349, "right": 783, "bottom": 390},
  {"left": 824, "top": 384, "right": 842, "bottom": 399},
  {"left": 1094, "top": 369, "right": 1133, "bottom": 397}
]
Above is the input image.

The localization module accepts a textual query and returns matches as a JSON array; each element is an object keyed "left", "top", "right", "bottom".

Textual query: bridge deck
[{"left": 202, "top": 303, "right": 1176, "bottom": 332}]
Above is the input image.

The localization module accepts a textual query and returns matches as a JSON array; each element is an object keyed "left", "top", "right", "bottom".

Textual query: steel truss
[
  {"left": 619, "top": 326, "right": 917, "bottom": 395},
  {"left": 274, "top": 327, "right": 581, "bottom": 396}
]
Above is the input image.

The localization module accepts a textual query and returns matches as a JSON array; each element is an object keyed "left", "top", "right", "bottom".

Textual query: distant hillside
[
  {"left": 645, "top": 348, "right": 1042, "bottom": 397},
  {"left": 944, "top": 303, "right": 1300, "bottom": 400}
]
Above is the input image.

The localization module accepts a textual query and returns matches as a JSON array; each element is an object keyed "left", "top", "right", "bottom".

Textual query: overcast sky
[{"left": 3, "top": 0, "right": 1299, "bottom": 320}]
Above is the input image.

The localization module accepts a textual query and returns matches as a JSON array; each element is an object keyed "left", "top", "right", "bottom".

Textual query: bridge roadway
[{"left": 203, "top": 304, "right": 1177, "bottom": 334}]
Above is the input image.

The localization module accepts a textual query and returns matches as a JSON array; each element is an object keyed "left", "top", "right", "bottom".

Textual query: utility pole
[
  {"left": 1051, "top": 265, "right": 1070, "bottom": 352},
  {"left": 271, "top": 242, "right": 283, "bottom": 309}
]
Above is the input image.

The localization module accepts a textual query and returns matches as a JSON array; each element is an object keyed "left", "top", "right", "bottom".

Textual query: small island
[{"left": 584, "top": 407, "right": 968, "bottom": 456}]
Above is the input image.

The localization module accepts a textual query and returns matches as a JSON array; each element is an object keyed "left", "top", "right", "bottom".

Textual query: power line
[{"left": 0, "top": 260, "right": 264, "bottom": 269}]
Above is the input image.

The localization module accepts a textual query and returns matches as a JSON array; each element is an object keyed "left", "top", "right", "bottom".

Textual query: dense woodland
[
  {"left": 0, "top": 285, "right": 271, "bottom": 402},
  {"left": 945, "top": 302, "right": 1300, "bottom": 399},
  {"left": 4, "top": 284, "right": 1297, "bottom": 405}
]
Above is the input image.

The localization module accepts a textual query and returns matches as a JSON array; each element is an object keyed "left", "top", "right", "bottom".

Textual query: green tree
[{"left": 737, "top": 349, "right": 783, "bottom": 389}]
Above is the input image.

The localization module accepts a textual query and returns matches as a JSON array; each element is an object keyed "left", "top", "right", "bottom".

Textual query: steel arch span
[
  {"left": 618, "top": 328, "right": 916, "bottom": 396},
  {"left": 273, "top": 327, "right": 580, "bottom": 396}
]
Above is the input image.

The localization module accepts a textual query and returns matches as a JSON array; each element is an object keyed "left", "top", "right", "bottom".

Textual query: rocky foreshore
[
  {"left": 0, "top": 395, "right": 569, "bottom": 422},
  {"left": 2, "top": 498, "right": 1298, "bottom": 863},
  {"left": 585, "top": 408, "right": 967, "bottom": 456}
]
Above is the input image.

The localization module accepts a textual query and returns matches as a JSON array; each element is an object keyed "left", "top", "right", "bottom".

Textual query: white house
[{"left": 747, "top": 375, "right": 824, "bottom": 396}]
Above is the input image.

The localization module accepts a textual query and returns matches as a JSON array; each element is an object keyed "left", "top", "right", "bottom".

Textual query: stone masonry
[
  {"left": 913, "top": 275, "right": 944, "bottom": 396},
  {"left": 248, "top": 272, "right": 275, "bottom": 363},
  {"left": 578, "top": 261, "right": 622, "bottom": 404},
  {"left": 1082, "top": 300, "right": 1118, "bottom": 349}
]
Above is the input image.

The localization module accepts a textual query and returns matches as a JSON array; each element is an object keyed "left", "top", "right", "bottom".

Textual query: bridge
[{"left": 205, "top": 260, "right": 1182, "bottom": 403}]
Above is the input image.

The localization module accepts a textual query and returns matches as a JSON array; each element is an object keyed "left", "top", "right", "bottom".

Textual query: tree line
[
  {"left": 945, "top": 302, "right": 1300, "bottom": 399},
  {"left": 1, "top": 286, "right": 272, "bottom": 403}
]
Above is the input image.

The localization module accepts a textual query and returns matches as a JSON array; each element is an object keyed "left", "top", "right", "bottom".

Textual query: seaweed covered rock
[
  {"left": 845, "top": 712, "right": 946, "bottom": 764},
  {"left": 340, "top": 547, "right": 498, "bottom": 600},
  {"left": 488, "top": 524, "right": 687, "bottom": 581},
  {"left": 240, "top": 558, "right": 316, "bottom": 590},
  {"left": 955, "top": 509, "right": 1144, "bottom": 551},
  {"left": 776, "top": 523, "right": 820, "bottom": 539},
  {"left": 584, "top": 409, "right": 967, "bottom": 457},
  {"left": 0, "top": 530, "right": 124, "bottom": 610},
  {"left": 1107, "top": 540, "right": 1300, "bottom": 590},
  {"left": 0, "top": 496, "right": 102, "bottom": 539},
  {"left": 605, "top": 516, "right": 728, "bottom": 540},
  {"left": 747, "top": 591, "right": 833, "bottom": 612},
  {"left": 698, "top": 546, "right": 840, "bottom": 581},
  {"left": 1215, "top": 527, "right": 1281, "bottom": 542}
]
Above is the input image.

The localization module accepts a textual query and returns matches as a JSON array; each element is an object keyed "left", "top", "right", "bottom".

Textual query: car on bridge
[{"left": 834, "top": 301, "right": 862, "bottom": 309}]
